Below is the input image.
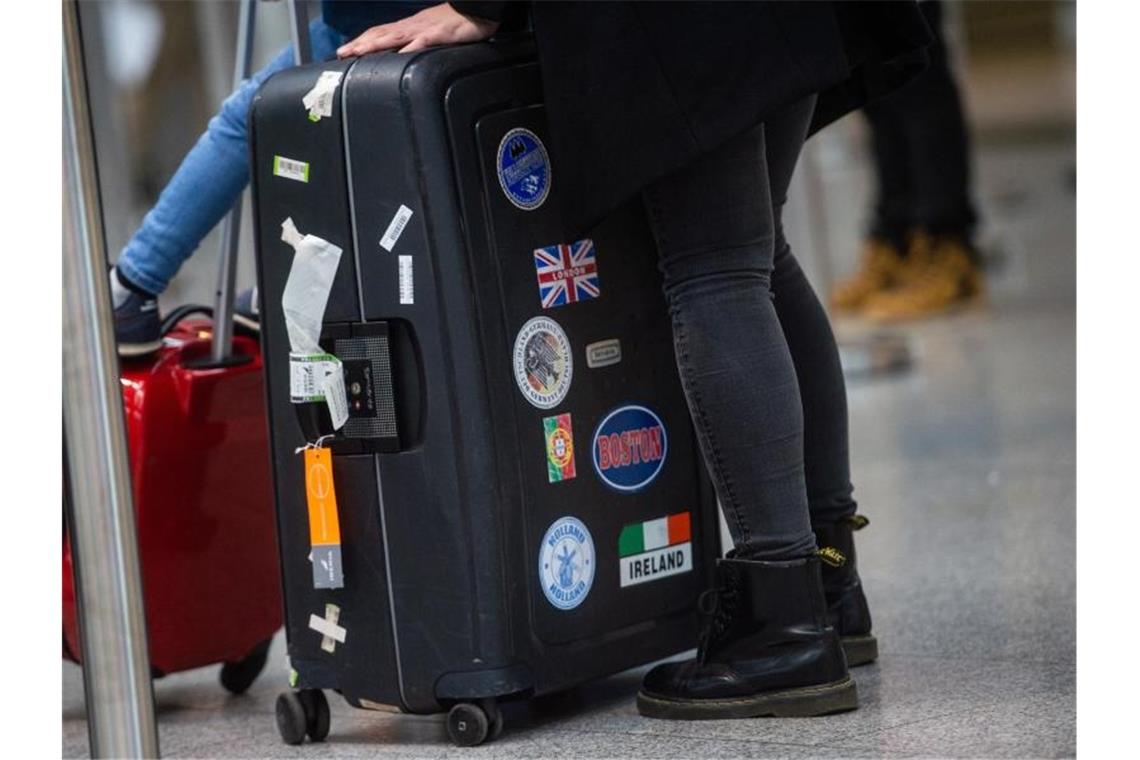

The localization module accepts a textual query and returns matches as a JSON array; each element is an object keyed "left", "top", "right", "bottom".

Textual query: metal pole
[
  {"left": 62, "top": 1, "right": 160, "bottom": 757},
  {"left": 210, "top": 0, "right": 257, "bottom": 364},
  {"left": 288, "top": 0, "right": 313, "bottom": 66}
]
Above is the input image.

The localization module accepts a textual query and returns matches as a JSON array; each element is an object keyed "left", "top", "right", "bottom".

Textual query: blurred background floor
[
  {"left": 63, "top": 118, "right": 1075, "bottom": 760},
  {"left": 65, "top": 2, "right": 1074, "bottom": 757}
]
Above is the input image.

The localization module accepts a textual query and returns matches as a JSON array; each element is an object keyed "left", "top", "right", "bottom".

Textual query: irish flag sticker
[{"left": 618, "top": 511, "right": 693, "bottom": 587}]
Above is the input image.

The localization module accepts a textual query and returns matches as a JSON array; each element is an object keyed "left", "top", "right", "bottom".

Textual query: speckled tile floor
[{"left": 63, "top": 135, "right": 1075, "bottom": 758}]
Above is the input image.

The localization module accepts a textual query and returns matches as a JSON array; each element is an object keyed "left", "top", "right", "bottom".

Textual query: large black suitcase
[{"left": 250, "top": 40, "right": 718, "bottom": 747}]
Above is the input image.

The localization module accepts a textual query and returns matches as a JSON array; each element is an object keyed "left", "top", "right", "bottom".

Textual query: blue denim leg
[{"left": 117, "top": 18, "right": 344, "bottom": 295}]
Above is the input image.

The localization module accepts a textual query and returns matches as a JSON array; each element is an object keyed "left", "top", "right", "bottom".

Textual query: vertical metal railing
[
  {"left": 62, "top": 0, "right": 160, "bottom": 756},
  {"left": 209, "top": 0, "right": 258, "bottom": 364},
  {"left": 211, "top": 0, "right": 310, "bottom": 364}
]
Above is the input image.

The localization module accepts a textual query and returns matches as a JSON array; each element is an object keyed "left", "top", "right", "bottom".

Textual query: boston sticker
[
  {"left": 497, "top": 127, "right": 551, "bottom": 210},
  {"left": 539, "top": 516, "right": 595, "bottom": 610},
  {"left": 544, "top": 413, "right": 576, "bottom": 483},
  {"left": 592, "top": 404, "right": 668, "bottom": 492},
  {"left": 619, "top": 512, "right": 693, "bottom": 588},
  {"left": 513, "top": 316, "right": 572, "bottom": 409},
  {"left": 534, "top": 239, "right": 599, "bottom": 308}
]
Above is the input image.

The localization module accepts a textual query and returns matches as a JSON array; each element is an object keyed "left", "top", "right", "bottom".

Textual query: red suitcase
[{"left": 63, "top": 320, "right": 283, "bottom": 693}]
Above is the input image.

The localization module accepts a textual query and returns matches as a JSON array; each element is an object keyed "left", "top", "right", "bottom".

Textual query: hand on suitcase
[{"left": 336, "top": 3, "right": 500, "bottom": 58}]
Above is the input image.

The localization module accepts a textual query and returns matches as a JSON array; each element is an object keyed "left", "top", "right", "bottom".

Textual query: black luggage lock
[{"left": 294, "top": 321, "right": 411, "bottom": 454}]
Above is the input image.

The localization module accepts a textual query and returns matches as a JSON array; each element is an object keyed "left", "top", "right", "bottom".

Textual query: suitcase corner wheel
[
  {"left": 275, "top": 689, "right": 331, "bottom": 745},
  {"left": 446, "top": 698, "right": 504, "bottom": 747},
  {"left": 219, "top": 637, "right": 273, "bottom": 695}
]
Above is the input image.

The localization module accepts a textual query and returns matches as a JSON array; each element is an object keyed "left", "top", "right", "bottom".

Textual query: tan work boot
[
  {"left": 829, "top": 238, "right": 906, "bottom": 313},
  {"left": 862, "top": 235, "right": 984, "bottom": 322}
]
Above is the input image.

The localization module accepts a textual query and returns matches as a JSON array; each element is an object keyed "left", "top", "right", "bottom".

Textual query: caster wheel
[
  {"left": 481, "top": 698, "right": 504, "bottom": 741},
  {"left": 220, "top": 638, "right": 272, "bottom": 695},
  {"left": 446, "top": 702, "right": 490, "bottom": 747},
  {"left": 275, "top": 692, "right": 307, "bottom": 746},
  {"left": 299, "top": 689, "right": 331, "bottom": 742}
]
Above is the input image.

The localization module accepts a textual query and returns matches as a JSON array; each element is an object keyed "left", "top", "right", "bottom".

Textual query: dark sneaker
[
  {"left": 113, "top": 287, "right": 162, "bottom": 357},
  {"left": 234, "top": 287, "right": 260, "bottom": 334}
]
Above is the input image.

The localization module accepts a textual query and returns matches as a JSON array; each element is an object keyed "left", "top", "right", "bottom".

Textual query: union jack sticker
[{"left": 533, "top": 239, "right": 600, "bottom": 309}]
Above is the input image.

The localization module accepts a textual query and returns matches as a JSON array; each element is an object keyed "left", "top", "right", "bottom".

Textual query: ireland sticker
[
  {"left": 497, "top": 127, "right": 551, "bottom": 210},
  {"left": 592, "top": 404, "right": 668, "bottom": 493},
  {"left": 619, "top": 512, "right": 693, "bottom": 588},
  {"left": 513, "top": 316, "right": 572, "bottom": 409},
  {"left": 539, "top": 516, "right": 595, "bottom": 610},
  {"left": 544, "top": 413, "right": 576, "bottom": 483}
]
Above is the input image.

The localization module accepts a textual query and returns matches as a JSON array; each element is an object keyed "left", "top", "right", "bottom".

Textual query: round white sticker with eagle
[{"left": 513, "top": 316, "right": 572, "bottom": 409}]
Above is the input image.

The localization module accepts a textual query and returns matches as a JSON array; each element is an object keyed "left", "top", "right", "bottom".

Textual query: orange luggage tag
[{"left": 301, "top": 437, "right": 343, "bottom": 589}]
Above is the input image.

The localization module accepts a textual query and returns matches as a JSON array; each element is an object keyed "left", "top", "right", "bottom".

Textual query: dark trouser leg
[
  {"left": 637, "top": 101, "right": 860, "bottom": 715},
  {"left": 642, "top": 100, "right": 821, "bottom": 561},
  {"left": 764, "top": 99, "right": 860, "bottom": 526},
  {"left": 763, "top": 107, "right": 875, "bottom": 659},
  {"left": 863, "top": 94, "right": 915, "bottom": 251},
  {"left": 866, "top": 0, "right": 977, "bottom": 241}
]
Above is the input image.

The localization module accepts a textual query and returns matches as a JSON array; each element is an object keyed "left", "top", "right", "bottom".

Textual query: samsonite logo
[{"left": 591, "top": 405, "right": 668, "bottom": 493}]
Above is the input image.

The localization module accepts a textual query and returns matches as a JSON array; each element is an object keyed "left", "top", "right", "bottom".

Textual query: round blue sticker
[
  {"left": 496, "top": 128, "right": 551, "bottom": 211},
  {"left": 538, "top": 516, "right": 595, "bottom": 610},
  {"left": 592, "top": 405, "right": 668, "bottom": 493}
]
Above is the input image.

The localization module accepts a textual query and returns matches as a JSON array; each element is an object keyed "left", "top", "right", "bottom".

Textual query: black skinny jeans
[{"left": 642, "top": 95, "right": 857, "bottom": 561}]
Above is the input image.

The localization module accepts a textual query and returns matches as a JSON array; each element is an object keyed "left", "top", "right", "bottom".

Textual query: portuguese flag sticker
[
  {"left": 544, "top": 413, "right": 576, "bottom": 483},
  {"left": 618, "top": 511, "right": 693, "bottom": 587}
]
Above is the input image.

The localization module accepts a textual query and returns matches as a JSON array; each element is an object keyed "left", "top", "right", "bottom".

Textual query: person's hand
[{"left": 336, "top": 4, "right": 499, "bottom": 58}]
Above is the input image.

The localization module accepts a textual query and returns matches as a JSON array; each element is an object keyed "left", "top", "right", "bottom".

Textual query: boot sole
[
  {"left": 636, "top": 676, "right": 857, "bottom": 720},
  {"left": 842, "top": 634, "right": 879, "bottom": 667}
]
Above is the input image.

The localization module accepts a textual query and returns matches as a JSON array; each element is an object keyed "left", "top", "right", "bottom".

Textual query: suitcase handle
[{"left": 209, "top": 0, "right": 311, "bottom": 366}]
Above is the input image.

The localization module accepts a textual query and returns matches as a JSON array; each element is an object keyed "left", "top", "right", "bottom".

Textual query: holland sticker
[
  {"left": 513, "top": 316, "right": 572, "bottom": 409},
  {"left": 544, "top": 413, "right": 576, "bottom": 483},
  {"left": 592, "top": 405, "right": 668, "bottom": 492},
  {"left": 618, "top": 512, "right": 692, "bottom": 587},
  {"left": 497, "top": 127, "right": 551, "bottom": 210},
  {"left": 539, "top": 516, "right": 594, "bottom": 610}
]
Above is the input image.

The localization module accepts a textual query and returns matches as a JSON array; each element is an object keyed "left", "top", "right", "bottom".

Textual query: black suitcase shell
[{"left": 250, "top": 41, "right": 718, "bottom": 716}]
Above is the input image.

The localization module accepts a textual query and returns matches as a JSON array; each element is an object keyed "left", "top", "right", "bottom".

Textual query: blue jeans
[{"left": 116, "top": 19, "right": 345, "bottom": 295}]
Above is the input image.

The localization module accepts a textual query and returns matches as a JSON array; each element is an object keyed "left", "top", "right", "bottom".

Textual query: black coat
[{"left": 453, "top": 1, "right": 931, "bottom": 235}]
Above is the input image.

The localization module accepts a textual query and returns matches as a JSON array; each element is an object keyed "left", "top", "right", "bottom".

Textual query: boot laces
[{"left": 697, "top": 574, "right": 740, "bottom": 662}]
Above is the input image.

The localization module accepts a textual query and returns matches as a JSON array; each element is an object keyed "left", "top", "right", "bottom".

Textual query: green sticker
[{"left": 273, "top": 155, "right": 310, "bottom": 183}]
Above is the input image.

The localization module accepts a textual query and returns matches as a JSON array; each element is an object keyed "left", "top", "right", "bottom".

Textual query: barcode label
[
  {"left": 398, "top": 255, "right": 414, "bottom": 305},
  {"left": 379, "top": 204, "right": 413, "bottom": 252},
  {"left": 273, "top": 155, "right": 309, "bottom": 183}
]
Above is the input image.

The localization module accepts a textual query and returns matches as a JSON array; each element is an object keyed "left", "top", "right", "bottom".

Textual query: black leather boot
[
  {"left": 637, "top": 555, "right": 856, "bottom": 719},
  {"left": 813, "top": 515, "right": 878, "bottom": 666}
]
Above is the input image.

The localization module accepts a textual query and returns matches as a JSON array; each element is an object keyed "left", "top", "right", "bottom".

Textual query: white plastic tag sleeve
[
  {"left": 280, "top": 217, "right": 343, "bottom": 355},
  {"left": 321, "top": 362, "right": 349, "bottom": 430},
  {"left": 301, "top": 70, "right": 343, "bottom": 121}
]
